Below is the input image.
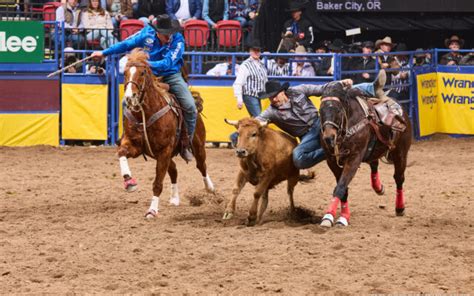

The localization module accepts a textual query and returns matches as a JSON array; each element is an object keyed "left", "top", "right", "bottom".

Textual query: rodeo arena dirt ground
[{"left": 0, "top": 135, "right": 473, "bottom": 295}]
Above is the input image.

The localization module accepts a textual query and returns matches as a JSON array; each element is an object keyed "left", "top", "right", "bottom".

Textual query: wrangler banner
[{"left": 416, "top": 71, "right": 474, "bottom": 137}]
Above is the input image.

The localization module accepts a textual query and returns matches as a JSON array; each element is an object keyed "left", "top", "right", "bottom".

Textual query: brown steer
[{"left": 224, "top": 118, "right": 300, "bottom": 226}]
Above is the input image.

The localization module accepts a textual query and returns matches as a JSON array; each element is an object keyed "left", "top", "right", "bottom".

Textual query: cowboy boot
[
  {"left": 180, "top": 137, "right": 194, "bottom": 163},
  {"left": 374, "top": 69, "right": 387, "bottom": 99}
]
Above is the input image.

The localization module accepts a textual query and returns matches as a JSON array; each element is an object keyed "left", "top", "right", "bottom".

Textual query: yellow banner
[
  {"left": 62, "top": 84, "right": 108, "bottom": 140},
  {"left": 116, "top": 85, "right": 323, "bottom": 143},
  {"left": 0, "top": 113, "right": 59, "bottom": 146},
  {"left": 417, "top": 72, "right": 474, "bottom": 136}
]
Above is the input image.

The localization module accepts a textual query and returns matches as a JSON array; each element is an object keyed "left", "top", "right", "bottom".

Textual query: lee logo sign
[{"left": 0, "top": 21, "right": 44, "bottom": 63}]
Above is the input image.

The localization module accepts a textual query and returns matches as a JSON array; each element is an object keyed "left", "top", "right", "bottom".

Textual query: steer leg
[
  {"left": 248, "top": 180, "right": 271, "bottom": 226},
  {"left": 256, "top": 189, "right": 269, "bottom": 225},
  {"left": 287, "top": 174, "right": 299, "bottom": 216},
  {"left": 223, "top": 170, "right": 247, "bottom": 220}
]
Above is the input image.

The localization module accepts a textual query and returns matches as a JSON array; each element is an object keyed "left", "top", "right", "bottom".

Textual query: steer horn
[{"left": 224, "top": 119, "right": 239, "bottom": 127}]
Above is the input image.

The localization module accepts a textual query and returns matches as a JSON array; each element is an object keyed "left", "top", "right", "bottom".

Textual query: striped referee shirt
[
  {"left": 233, "top": 57, "right": 268, "bottom": 102},
  {"left": 267, "top": 59, "right": 290, "bottom": 76}
]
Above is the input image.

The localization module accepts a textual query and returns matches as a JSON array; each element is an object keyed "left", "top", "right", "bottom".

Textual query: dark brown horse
[
  {"left": 318, "top": 81, "right": 412, "bottom": 227},
  {"left": 117, "top": 49, "right": 215, "bottom": 219}
]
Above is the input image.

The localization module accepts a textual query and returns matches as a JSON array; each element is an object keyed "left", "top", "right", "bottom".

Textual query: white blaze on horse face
[{"left": 125, "top": 66, "right": 136, "bottom": 99}]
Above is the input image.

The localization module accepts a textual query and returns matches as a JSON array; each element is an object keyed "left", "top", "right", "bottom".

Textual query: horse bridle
[
  {"left": 320, "top": 96, "right": 348, "bottom": 138},
  {"left": 124, "top": 63, "right": 148, "bottom": 112}
]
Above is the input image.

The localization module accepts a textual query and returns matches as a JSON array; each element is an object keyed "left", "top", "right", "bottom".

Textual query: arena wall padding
[
  {"left": 0, "top": 79, "right": 60, "bottom": 112},
  {"left": 0, "top": 113, "right": 59, "bottom": 146},
  {"left": 61, "top": 84, "right": 108, "bottom": 140}
]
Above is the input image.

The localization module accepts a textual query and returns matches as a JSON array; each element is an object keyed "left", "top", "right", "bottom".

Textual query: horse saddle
[{"left": 358, "top": 96, "right": 406, "bottom": 132}]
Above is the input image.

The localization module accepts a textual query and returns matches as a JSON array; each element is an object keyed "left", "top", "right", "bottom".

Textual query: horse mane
[{"left": 126, "top": 48, "right": 169, "bottom": 99}]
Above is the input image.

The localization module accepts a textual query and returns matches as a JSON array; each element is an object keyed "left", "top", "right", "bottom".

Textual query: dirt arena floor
[{"left": 1, "top": 135, "right": 473, "bottom": 294}]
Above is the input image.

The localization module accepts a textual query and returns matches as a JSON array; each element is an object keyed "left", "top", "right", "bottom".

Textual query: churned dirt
[{"left": 1, "top": 135, "right": 473, "bottom": 295}]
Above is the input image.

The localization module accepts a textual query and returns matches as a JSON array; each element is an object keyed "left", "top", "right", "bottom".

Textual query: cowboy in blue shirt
[{"left": 91, "top": 14, "right": 196, "bottom": 161}]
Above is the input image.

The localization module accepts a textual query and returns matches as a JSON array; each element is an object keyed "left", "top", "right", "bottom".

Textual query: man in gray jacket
[{"left": 256, "top": 79, "right": 353, "bottom": 169}]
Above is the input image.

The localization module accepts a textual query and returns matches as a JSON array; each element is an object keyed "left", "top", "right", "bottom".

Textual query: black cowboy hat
[
  {"left": 258, "top": 80, "right": 290, "bottom": 99},
  {"left": 151, "top": 14, "right": 181, "bottom": 35},
  {"left": 395, "top": 42, "right": 408, "bottom": 52},
  {"left": 361, "top": 41, "right": 374, "bottom": 49},
  {"left": 444, "top": 35, "right": 464, "bottom": 48},
  {"left": 286, "top": 1, "right": 307, "bottom": 12},
  {"left": 328, "top": 39, "right": 346, "bottom": 51},
  {"left": 248, "top": 40, "right": 262, "bottom": 51}
]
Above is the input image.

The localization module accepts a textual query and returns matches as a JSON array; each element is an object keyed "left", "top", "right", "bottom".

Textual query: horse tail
[{"left": 191, "top": 90, "right": 204, "bottom": 113}]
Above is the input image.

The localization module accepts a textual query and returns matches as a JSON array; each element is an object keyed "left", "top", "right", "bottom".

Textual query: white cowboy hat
[{"left": 375, "top": 36, "right": 396, "bottom": 49}]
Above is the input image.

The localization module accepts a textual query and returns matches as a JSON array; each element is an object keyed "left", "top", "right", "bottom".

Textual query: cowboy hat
[
  {"left": 258, "top": 80, "right": 290, "bottom": 99},
  {"left": 248, "top": 39, "right": 262, "bottom": 51},
  {"left": 151, "top": 14, "right": 181, "bottom": 35},
  {"left": 444, "top": 35, "right": 464, "bottom": 48},
  {"left": 286, "top": 1, "right": 307, "bottom": 12},
  {"left": 375, "top": 36, "right": 396, "bottom": 49},
  {"left": 328, "top": 38, "right": 346, "bottom": 51},
  {"left": 361, "top": 41, "right": 374, "bottom": 49},
  {"left": 294, "top": 45, "right": 307, "bottom": 54}
]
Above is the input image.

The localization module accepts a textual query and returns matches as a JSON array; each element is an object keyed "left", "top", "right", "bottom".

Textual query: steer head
[{"left": 225, "top": 118, "right": 268, "bottom": 158}]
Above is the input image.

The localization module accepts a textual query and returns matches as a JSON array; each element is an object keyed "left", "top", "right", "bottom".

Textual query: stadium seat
[
  {"left": 119, "top": 19, "right": 144, "bottom": 41},
  {"left": 215, "top": 20, "right": 242, "bottom": 48},
  {"left": 42, "top": 1, "right": 61, "bottom": 26},
  {"left": 183, "top": 19, "right": 209, "bottom": 48}
]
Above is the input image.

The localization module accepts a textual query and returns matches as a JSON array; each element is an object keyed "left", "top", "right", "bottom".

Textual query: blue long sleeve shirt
[{"left": 102, "top": 25, "right": 185, "bottom": 77}]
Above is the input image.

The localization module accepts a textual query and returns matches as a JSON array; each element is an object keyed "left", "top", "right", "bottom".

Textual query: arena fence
[{"left": 0, "top": 20, "right": 473, "bottom": 146}]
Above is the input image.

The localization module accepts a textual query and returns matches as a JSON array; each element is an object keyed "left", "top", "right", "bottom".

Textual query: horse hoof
[
  {"left": 335, "top": 216, "right": 349, "bottom": 227},
  {"left": 246, "top": 217, "right": 256, "bottom": 227},
  {"left": 144, "top": 209, "right": 157, "bottom": 219},
  {"left": 320, "top": 213, "right": 334, "bottom": 228},
  {"left": 396, "top": 208, "right": 405, "bottom": 216},
  {"left": 222, "top": 212, "right": 233, "bottom": 220},
  {"left": 375, "top": 184, "right": 385, "bottom": 195},
  {"left": 124, "top": 178, "right": 138, "bottom": 192},
  {"left": 169, "top": 197, "right": 180, "bottom": 206}
]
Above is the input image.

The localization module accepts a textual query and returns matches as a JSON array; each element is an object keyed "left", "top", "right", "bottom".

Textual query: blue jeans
[
  {"left": 66, "top": 33, "right": 85, "bottom": 49},
  {"left": 86, "top": 30, "right": 117, "bottom": 49},
  {"left": 162, "top": 72, "right": 197, "bottom": 139},
  {"left": 292, "top": 118, "right": 326, "bottom": 169},
  {"left": 243, "top": 95, "right": 261, "bottom": 117},
  {"left": 230, "top": 95, "right": 261, "bottom": 146},
  {"left": 353, "top": 82, "right": 375, "bottom": 97}
]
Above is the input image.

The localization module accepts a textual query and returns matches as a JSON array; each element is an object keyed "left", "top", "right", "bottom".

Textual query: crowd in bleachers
[{"left": 1, "top": 0, "right": 472, "bottom": 75}]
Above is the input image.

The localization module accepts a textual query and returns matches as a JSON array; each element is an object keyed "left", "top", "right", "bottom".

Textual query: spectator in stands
[
  {"left": 206, "top": 57, "right": 240, "bottom": 76},
  {"left": 266, "top": 49, "right": 290, "bottom": 76},
  {"left": 63, "top": 47, "right": 82, "bottom": 73},
  {"left": 440, "top": 35, "right": 464, "bottom": 66},
  {"left": 202, "top": 0, "right": 229, "bottom": 29},
  {"left": 413, "top": 48, "right": 431, "bottom": 66},
  {"left": 230, "top": 41, "right": 267, "bottom": 145},
  {"left": 282, "top": 1, "right": 314, "bottom": 52},
  {"left": 166, "top": 0, "right": 202, "bottom": 25},
  {"left": 326, "top": 38, "right": 346, "bottom": 76},
  {"left": 351, "top": 41, "right": 376, "bottom": 84},
  {"left": 136, "top": 0, "right": 166, "bottom": 24},
  {"left": 56, "top": 0, "right": 85, "bottom": 48},
  {"left": 394, "top": 43, "right": 409, "bottom": 66},
  {"left": 107, "top": 0, "right": 135, "bottom": 29},
  {"left": 375, "top": 36, "right": 395, "bottom": 69},
  {"left": 386, "top": 56, "right": 409, "bottom": 102},
  {"left": 459, "top": 50, "right": 474, "bottom": 66},
  {"left": 228, "top": 0, "right": 258, "bottom": 28},
  {"left": 291, "top": 45, "right": 315, "bottom": 76},
  {"left": 313, "top": 41, "right": 331, "bottom": 76},
  {"left": 82, "top": 0, "right": 117, "bottom": 49}
]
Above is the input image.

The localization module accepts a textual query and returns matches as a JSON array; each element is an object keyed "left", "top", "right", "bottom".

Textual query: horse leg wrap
[
  {"left": 340, "top": 201, "right": 350, "bottom": 220},
  {"left": 371, "top": 172, "right": 383, "bottom": 194},
  {"left": 326, "top": 197, "right": 340, "bottom": 217},
  {"left": 145, "top": 196, "right": 160, "bottom": 218},
  {"left": 119, "top": 156, "right": 131, "bottom": 177},
  {"left": 396, "top": 188, "right": 405, "bottom": 215}
]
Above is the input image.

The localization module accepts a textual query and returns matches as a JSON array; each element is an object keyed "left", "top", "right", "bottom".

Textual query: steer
[{"left": 223, "top": 118, "right": 300, "bottom": 226}]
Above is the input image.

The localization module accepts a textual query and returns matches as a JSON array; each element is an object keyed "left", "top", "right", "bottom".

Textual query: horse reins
[{"left": 124, "top": 68, "right": 155, "bottom": 158}]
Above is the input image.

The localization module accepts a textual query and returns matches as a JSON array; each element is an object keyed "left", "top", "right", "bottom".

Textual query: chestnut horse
[
  {"left": 318, "top": 81, "right": 411, "bottom": 227},
  {"left": 118, "top": 49, "right": 215, "bottom": 219}
]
